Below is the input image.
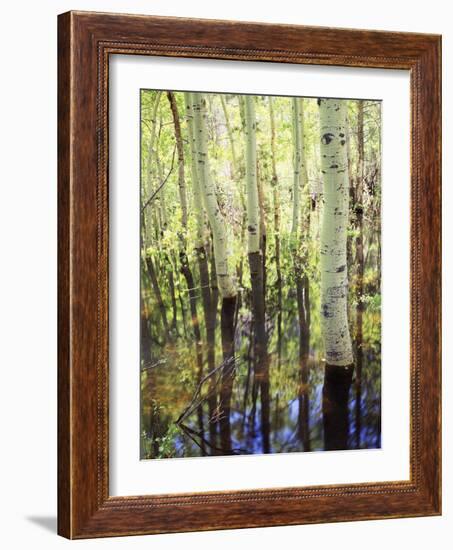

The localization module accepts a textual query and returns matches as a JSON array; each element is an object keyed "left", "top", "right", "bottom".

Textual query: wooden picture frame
[{"left": 58, "top": 10, "right": 441, "bottom": 539}]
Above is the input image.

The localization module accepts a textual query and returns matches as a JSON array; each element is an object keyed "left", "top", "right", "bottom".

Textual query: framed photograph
[{"left": 58, "top": 11, "right": 441, "bottom": 538}]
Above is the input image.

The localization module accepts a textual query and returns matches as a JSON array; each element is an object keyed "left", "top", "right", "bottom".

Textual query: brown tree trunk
[
  {"left": 140, "top": 291, "right": 153, "bottom": 369},
  {"left": 196, "top": 245, "right": 218, "bottom": 451},
  {"left": 166, "top": 92, "right": 188, "bottom": 228},
  {"left": 219, "top": 295, "right": 237, "bottom": 454},
  {"left": 145, "top": 256, "right": 170, "bottom": 340},
  {"left": 162, "top": 252, "right": 178, "bottom": 332},
  {"left": 207, "top": 241, "right": 220, "bottom": 451},
  {"left": 269, "top": 97, "right": 283, "bottom": 369},
  {"left": 323, "top": 365, "right": 353, "bottom": 450},
  {"left": 257, "top": 162, "right": 267, "bottom": 302},
  {"left": 248, "top": 251, "right": 270, "bottom": 453},
  {"left": 296, "top": 272, "right": 311, "bottom": 451},
  {"left": 179, "top": 252, "right": 206, "bottom": 456}
]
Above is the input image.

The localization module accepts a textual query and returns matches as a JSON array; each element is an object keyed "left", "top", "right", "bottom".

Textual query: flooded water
[{"left": 140, "top": 285, "right": 381, "bottom": 459}]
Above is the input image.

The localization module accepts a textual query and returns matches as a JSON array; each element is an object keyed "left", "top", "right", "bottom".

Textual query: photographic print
[{"left": 140, "top": 91, "right": 381, "bottom": 459}]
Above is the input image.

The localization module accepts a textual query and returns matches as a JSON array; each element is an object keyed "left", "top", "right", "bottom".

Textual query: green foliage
[{"left": 153, "top": 423, "right": 180, "bottom": 459}]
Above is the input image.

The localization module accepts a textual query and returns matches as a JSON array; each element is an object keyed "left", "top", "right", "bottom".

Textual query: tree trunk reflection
[{"left": 322, "top": 364, "right": 354, "bottom": 451}]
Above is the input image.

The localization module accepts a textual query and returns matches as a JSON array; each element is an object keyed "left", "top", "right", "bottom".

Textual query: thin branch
[
  {"left": 178, "top": 422, "right": 246, "bottom": 456},
  {"left": 141, "top": 146, "right": 176, "bottom": 214},
  {"left": 175, "top": 356, "right": 238, "bottom": 425},
  {"left": 140, "top": 358, "right": 167, "bottom": 372},
  {"left": 141, "top": 119, "right": 154, "bottom": 133}
]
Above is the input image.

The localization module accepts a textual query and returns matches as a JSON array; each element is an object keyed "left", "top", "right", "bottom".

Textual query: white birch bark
[
  {"left": 291, "top": 97, "right": 303, "bottom": 243},
  {"left": 319, "top": 98, "right": 353, "bottom": 366},
  {"left": 244, "top": 95, "right": 260, "bottom": 254},
  {"left": 220, "top": 95, "right": 238, "bottom": 180},
  {"left": 184, "top": 91, "right": 205, "bottom": 248},
  {"left": 192, "top": 92, "right": 237, "bottom": 298}
]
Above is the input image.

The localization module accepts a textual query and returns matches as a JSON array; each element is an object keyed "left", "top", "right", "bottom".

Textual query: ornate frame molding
[{"left": 58, "top": 11, "right": 441, "bottom": 538}]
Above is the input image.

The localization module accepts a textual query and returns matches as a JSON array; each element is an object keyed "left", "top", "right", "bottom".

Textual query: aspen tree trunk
[
  {"left": 168, "top": 91, "right": 205, "bottom": 453},
  {"left": 346, "top": 117, "right": 355, "bottom": 302},
  {"left": 185, "top": 91, "right": 218, "bottom": 450},
  {"left": 245, "top": 95, "right": 270, "bottom": 453},
  {"left": 257, "top": 162, "right": 267, "bottom": 299},
  {"left": 269, "top": 97, "right": 283, "bottom": 368},
  {"left": 220, "top": 95, "right": 238, "bottom": 181},
  {"left": 291, "top": 97, "right": 303, "bottom": 243},
  {"left": 291, "top": 98, "right": 311, "bottom": 450},
  {"left": 192, "top": 93, "right": 237, "bottom": 299},
  {"left": 220, "top": 95, "right": 247, "bottom": 332},
  {"left": 185, "top": 91, "right": 212, "bottom": 326},
  {"left": 238, "top": 96, "right": 246, "bottom": 133},
  {"left": 319, "top": 98, "right": 354, "bottom": 367},
  {"left": 223, "top": 95, "right": 247, "bottom": 315},
  {"left": 355, "top": 100, "right": 365, "bottom": 448},
  {"left": 184, "top": 92, "right": 205, "bottom": 244},
  {"left": 193, "top": 92, "right": 237, "bottom": 453},
  {"left": 143, "top": 92, "right": 162, "bottom": 247},
  {"left": 245, "top": 96, "right": 260, "bottom": 254},
  {"left": 156, "top": 154, "right": 178, "bottom": 332}
]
